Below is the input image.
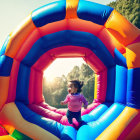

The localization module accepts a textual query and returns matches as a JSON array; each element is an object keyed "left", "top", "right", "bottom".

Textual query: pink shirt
[{"left": 63, "top": 93, "right": 88, "bottom": 112}]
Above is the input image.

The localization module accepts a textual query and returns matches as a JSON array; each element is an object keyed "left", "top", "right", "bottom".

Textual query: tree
[
  {"left": 43, "top": 63, "right": 95, "bottom": 107},
  {"left": 80, "top": 64, "right": 94, "bottom": 80},
  {"left": 67, "top": 66, "right": 80, "bottom": 81}
]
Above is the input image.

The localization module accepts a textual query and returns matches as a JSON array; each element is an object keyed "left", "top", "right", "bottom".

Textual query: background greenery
[
  {"left": 43, "top": 0, "right": 140, "bottom": 108},
  {"left": 43, "top": 64, "right": 95, "bottom": 108}
]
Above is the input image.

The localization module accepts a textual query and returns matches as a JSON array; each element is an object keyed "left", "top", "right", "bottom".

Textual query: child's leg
[
  {"left": 66, "top": 110, "right": 73, "bottom": 124},
  {"left": 75, "top": 111, "right": 82, "bottom": 123}
]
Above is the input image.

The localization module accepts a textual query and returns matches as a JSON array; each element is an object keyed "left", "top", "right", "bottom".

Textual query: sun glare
[{"left": 43, "top": 58, "right": 86, "bottom": 82}]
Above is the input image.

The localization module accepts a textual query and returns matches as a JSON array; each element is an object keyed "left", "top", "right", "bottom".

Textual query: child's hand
[
  {"left": 60, "top": 101, "right": 65, "bottom": 105},
  {"left": 84, "top": 105, "right": 87, "bottom": 109}
]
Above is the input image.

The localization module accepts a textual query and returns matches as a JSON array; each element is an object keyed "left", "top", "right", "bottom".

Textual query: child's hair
[{"left": 70, "top": 80, "right": 84, "bottom": 93}]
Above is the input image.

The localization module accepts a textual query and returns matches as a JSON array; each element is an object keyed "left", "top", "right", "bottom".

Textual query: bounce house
[{"left": 0, "top": 0, "right": 140, "bottom": 139}]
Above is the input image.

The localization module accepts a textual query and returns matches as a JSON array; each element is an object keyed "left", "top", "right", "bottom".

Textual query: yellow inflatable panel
[
  {"left": 126, "top": 43, "right": 140, "bottom": 69},
  {"left": 0, "top": 103, "right": 59, "bottom": 140},
  {"left": 0, "top": 135, "right": 16, "bottom": 140},
  {"left": 105, "top": 10, "right": 140, "bottom": 46},
  {"left": 94, "top": 74, "right": 97, "bottom": 100}
]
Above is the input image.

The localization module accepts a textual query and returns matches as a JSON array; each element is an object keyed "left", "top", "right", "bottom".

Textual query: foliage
[
  {"left": 108, "top": 0, "right": 140, "bottom": 29},
  {"left": 43, "top": 64, "right": 95, "bottom": 108}
]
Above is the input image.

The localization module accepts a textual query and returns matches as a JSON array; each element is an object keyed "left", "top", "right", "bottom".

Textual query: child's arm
[
  {"left": 81, "top": 94, "right": 88, "bottom": 109},
  {"left": 60, "top": 94, "right": 70, "bottom": 105}
]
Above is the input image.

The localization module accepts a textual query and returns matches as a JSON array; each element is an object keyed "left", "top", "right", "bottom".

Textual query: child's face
[{"left": 67, "top": 82, "right": 78, "bottom": 94}]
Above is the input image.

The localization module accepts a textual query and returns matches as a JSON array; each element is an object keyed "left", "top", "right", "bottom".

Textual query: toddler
[{"left": 60, "top": 80, "right": 88, "bottom": 124}]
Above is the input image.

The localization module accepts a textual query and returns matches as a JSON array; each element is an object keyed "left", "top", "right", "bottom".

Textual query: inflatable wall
[{"left": 0, "top": 0, "right": 140, "bottom": 139}]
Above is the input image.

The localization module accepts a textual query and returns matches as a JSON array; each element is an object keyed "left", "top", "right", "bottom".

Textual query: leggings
[{"left": 66, "top": 110, "right": 82, "bottom": 124}]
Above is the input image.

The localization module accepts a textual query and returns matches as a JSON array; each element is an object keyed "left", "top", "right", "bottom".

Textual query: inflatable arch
[{"left": 0, "top": 0, "right": 140, "bottom": 139}]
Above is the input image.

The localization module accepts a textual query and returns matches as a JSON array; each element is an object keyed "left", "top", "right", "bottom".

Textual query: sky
[
  {"left": 0, "top": 0, "right": 116, "bottom": 81},
  {"left": 43, "top": 58, "right": 86, "bottom": 81}
]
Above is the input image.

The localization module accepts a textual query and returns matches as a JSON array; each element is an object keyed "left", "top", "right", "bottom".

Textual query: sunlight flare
[{"left": 43, "top": 58, "right": 86, "bottom": 82}]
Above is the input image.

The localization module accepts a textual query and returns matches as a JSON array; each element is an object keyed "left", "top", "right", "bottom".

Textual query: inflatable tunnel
[{"left": 0, "top": 0, "right": 140, "bottom": 139}]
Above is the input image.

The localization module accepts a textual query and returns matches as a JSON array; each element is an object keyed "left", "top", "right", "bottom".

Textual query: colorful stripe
[
  {"left": 2, "top": 125, "right": 32, "bottom": 140},
  {"left": 77, "top": 103, "right": 125, "bottom": 139},
  {"left": 77, "top": 0, "right": 113, "bottom": 25},
  {"left": 0, "top": 135, "right": 16, "bottom": 140},
  {"left": 0, "top": 103, "right": 60, "bottom": 140},
  {"left": 0, "top": 0, "right": 140, "bottom": 139},
  {"left": 114, "top": 65, "right": 127, "bottom": 104},
  {"left": 95, "top": 70, "right": 107, "bottom": 103},
  {"left": 16, "top": 64, "right": 31, "bottom": 104},
  {"left": 0, "top": 76, "right": 10, "bottom": 110},
  {"left": 96, "top": 107, "right": 140, "bottom": 140},
  {"left": 94, "top": 74, "right": 97, "bottom": 100},
  {"left": 5, "top": 14, "right": 36, "bottom": 58},
  {"left": 21, "top": 30, "right": 115, "bottom": 67},
  {"left": 0, "top": 35, "right": 10, "bottom": 56},
  {"left": 105, "top": 10, "right": 140, "bottom": 46},
  {"left": 105, "top": 66, "right": 116, "bottom": 102},
  {"left": 32, "top": 1, "right": 66, "bottom": 27},
  {"left": 127, "top": 68, "right": 140, "bottom": 108},
  {"left": 66, "top": 0, "right": 79, "bottom": 19},
  {"left": 126, "top": 43, "right": 140, "bottom": 69},
  {"left": 6, "top": 60, "right": 20, "bottom": 103},
  {"left": 0, "top": 55, "right": 13, "bottom": 76}
]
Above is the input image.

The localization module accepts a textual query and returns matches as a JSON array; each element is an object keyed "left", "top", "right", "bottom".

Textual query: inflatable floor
[{"left": 0, "top": 0, "right": 140, "bottom": 139}]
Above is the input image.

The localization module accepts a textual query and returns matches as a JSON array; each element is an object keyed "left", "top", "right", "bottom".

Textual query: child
[{"left": 60, "top": 80, "right": 88, "bottom": 124}]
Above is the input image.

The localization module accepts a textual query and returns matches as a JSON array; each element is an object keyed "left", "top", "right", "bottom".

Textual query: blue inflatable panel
[
  {"left": 15, "top": 102, "right": 63, "bottom": 138},
  {"left": 127, "top": 68, "right": 140, "bottom": 109},
  {"left": 114, "top": 48, "right": 127, "bottom": 67},
  {"left": 22, "top": 30, "right": 115, "bottom": 68},
  {"left": 32, "top": 1, "right": 66, "bottom": 27},
  {"left": 82, "top": 102, "right": 111, "bottom": 123},
  {"left": 22, "top": 39, "right": 45, "bottom": 67},
  {"left": 0, "top": 55, "right": 13, "bottom": 76},
  {"left": 77, "top": 103, "right": 125, "bottom": 140},
  {"left": 15, "top": 102, "right": 77, "bottom": 140},
  {"left": 105, "top": 66, "right": 116, "bottom": 102},
  {"left": 115, "top": 65, "right": 127, "bottom": 104},
  {"left": 61, "top": 126, "right": 77, "bottom": 140},
  {"left": 0, "top": 35, "right": 10, "bottom": 56},
  {"left": 77, "top": 0, "right": 113, "bottom": 25},
  {"left": 16, "top": 63, "right": 31, "bottom": 104}
]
